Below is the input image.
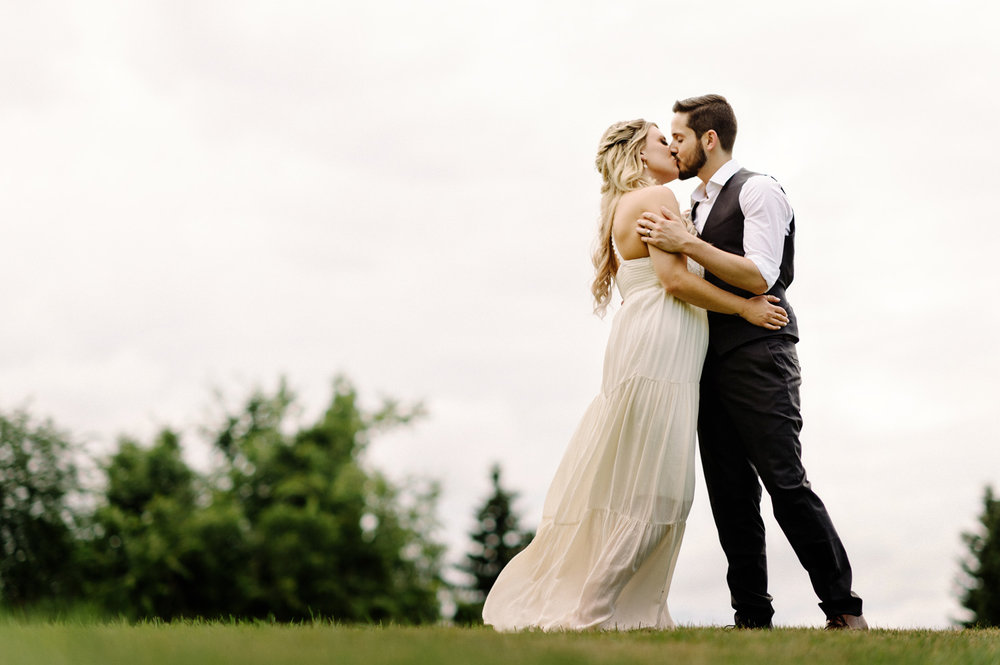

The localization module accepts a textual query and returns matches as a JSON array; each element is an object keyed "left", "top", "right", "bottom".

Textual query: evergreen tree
[
  {"left": 454, "top": 464, "right": 532, "bottom": 624},
  {"left": 959, "top": 485, "right": 1000, "bottom": 627}
]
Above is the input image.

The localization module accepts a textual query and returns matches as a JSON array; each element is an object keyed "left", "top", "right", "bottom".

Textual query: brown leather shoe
[{"left": 825, "top": 614, "right": 869, "bottom": 630}]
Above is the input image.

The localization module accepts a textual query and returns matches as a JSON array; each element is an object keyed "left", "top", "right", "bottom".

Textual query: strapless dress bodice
[
  {"left": 614, "top": 256, "right": 705, "bottom": 301},
  {"left": 615, "top": 258, "right": 660, "bottom": 300}
]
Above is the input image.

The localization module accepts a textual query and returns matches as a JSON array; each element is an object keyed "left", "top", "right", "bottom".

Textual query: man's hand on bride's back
[
  {"left": 637, "top": 206, "right": 691, "bottom": 254},
  {"left": 739, "top": 295, "right": 789, "bottom": 330}
]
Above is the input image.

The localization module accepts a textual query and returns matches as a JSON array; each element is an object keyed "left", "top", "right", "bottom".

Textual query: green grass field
[{"left": 2, "top": 622, "right": 999, "bottom": 665}]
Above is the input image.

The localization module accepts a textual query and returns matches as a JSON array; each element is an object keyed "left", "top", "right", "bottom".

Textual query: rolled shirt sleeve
[{"left": 739, "top": 175, "right": 793, "bottom": 291}]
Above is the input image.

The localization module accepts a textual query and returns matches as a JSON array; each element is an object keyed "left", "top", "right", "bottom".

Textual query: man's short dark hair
[{"left": 672, "top": 94, "right": 737, "bottom": 152}]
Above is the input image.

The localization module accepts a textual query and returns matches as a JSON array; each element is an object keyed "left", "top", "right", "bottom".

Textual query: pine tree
[
  {"left": 959, "top": 485, "right": 1000, "bottom": 627},
  {"left": 453, "top": 464, "right": 533, "bottom": 624}
]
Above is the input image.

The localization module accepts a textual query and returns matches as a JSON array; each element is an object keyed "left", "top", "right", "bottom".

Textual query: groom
[{"left": 637, "top": 94, "right": 867, "bottom": 630}]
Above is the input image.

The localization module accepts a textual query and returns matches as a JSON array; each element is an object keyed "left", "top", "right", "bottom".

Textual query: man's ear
[{"left": 703, "top": 129, "right": 718, "bottom": 151}]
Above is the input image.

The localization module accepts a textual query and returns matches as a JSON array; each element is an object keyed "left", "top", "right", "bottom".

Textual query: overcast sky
[{"left": 2, "top": 0, "right": 998, "bottom": 628}]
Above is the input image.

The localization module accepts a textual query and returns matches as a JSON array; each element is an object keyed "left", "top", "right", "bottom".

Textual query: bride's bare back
[{"left": 612, "top": 186, "right": 682, "bottom": 261}]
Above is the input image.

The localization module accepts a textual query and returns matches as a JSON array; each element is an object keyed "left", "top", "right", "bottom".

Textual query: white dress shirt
[{"left": 689, "top": 159, "right": 793, "bottom": 291}]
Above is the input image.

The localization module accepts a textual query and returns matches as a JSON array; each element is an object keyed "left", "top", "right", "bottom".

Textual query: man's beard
[{"left": 677, "top": 141, "right": 707, "bottom": 180}]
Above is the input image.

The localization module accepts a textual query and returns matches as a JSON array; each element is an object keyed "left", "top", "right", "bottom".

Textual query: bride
[{"left": 482, "top": 119, "right": 788, "bottom": 631}]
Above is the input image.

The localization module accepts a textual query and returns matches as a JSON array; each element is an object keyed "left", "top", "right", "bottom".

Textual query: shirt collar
[{"left": 692, "top": 159, "right": 741, "bottom": 204}]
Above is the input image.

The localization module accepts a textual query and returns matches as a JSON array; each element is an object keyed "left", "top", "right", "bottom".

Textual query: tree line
[{"left": 0, "top": 376, "right": 534, "bottom": 623}]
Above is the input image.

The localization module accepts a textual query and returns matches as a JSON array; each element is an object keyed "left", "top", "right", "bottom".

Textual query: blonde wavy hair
[{"left": 591, "top": 119, "right": 656, "bottom": 316}]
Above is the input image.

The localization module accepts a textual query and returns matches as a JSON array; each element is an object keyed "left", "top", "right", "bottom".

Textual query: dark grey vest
[{"left": 695, "top": 168, "right": 798, "bottom": 354}]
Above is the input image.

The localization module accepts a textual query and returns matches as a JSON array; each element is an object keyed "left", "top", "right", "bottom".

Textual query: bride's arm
[
  {"left": 649, "top": 247, "right": 788, "bottom": 330},
  {"left": 639, "top": 207, "right": 769, "bottom": 295}
]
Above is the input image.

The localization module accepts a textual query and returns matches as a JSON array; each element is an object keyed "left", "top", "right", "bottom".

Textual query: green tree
[
  {"left": 87, "top": 429, "right": 239, "bottom": 618},
  {"left": 0, "top": 408, "right": 82, "bottom": 608},
  {"left": 959, "top": 485, "right": 1000, "bottom": 627},
  {"left": 207, "top": 376, "right": 445, "bottom": 623},
  {"left": 454, "top": 464, "right": 533, "bottom": 624}
]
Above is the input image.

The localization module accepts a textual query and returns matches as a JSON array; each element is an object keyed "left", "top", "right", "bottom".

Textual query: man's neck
[{"left": 698, "top": 152, "right": 734, "bottom": 185}]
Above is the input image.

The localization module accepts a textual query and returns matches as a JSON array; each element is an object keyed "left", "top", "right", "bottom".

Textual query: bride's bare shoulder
[
  {"left": 617, "top": 186, "right": 680, "bottom": 219},
  {"left": 613, "top": 187, "right": 681, "bottom": 252}
]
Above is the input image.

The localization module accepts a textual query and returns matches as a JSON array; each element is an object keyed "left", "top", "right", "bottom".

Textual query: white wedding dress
[{"left": 483, "top": 254, "right": 709, "bottom": 631}]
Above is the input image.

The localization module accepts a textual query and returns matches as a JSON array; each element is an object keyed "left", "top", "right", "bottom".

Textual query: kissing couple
[{"left": 483, "top": 94, "right": 867, "bottom": 631}]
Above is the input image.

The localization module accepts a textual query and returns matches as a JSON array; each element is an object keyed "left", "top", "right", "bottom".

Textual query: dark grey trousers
[{"left": 698, "top": 335, "right": 862, "bottom": 623}]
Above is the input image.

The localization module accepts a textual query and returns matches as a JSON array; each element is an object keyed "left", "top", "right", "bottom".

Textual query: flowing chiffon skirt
[{"left": 483, "top": 257, "right": 709, "bottom": 631}]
